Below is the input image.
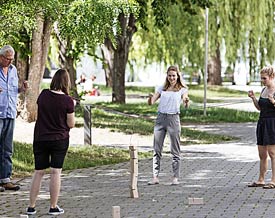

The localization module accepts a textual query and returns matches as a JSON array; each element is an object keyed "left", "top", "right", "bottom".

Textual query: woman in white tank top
[{"left": 148, "top": 65, "right": 189, "bottom": 185}]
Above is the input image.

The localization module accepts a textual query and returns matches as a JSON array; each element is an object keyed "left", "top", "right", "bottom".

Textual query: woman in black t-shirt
[{"left": 26, "top": 69, "right": 75, "bottom": 216}]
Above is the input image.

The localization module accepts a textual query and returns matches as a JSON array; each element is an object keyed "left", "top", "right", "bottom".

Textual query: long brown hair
[
  {"left": 163, "top": 65, "right": 187, "bottom": 91},
  {"left": 50, "top": 69, "right": 71, "bottom": 95}
]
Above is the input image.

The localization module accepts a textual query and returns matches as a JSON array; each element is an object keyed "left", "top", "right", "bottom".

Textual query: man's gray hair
[{"left": 0, "top": 45, "right": 15, "bottom": 56}]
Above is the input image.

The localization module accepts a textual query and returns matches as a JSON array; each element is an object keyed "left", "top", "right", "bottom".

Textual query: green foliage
[
  {"left": 0, "top": 1, "right": 35, "bottom": 47},
  {"left": 133, "top": 0, "right": 207, "bottom": 69},
  {"left": 58, "top": 0, "right": 138, "bottom": 48},
  {"left": 0, "top": 0, "right": 72, "bottom": 59},
  {"left": 208, "top": 0, "right": 275, "bottom": 69},
  {"left": 131, "top": 0, "right": 275, "bottom": 81}
]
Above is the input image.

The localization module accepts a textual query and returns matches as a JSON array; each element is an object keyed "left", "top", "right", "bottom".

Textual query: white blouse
[{"left": 157, "top": 86, "right": 188, "bottom": 114}]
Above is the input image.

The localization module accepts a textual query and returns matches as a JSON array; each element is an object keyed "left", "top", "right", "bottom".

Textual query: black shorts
[{"left": 33, "top": 138, "right": 69, "bottom": 170}]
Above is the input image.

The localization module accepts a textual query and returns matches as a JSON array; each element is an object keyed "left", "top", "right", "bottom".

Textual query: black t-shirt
[{"left": 34, "top": 89, "right": 74, "bottom": 141}]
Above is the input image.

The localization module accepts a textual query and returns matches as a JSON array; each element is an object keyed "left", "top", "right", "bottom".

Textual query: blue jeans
[{"left": 0, "top": 118, "right": 15, "bottom": 183}]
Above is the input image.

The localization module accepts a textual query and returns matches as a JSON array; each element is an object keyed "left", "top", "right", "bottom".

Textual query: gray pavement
[
  {"left": 3, "top": 121, "right": 275, "bottom": 218},
  {"left": 2, "top": 87, "right": 275, "bottom": 218}
]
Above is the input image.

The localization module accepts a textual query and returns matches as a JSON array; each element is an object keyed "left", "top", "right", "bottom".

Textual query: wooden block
[
  {"left": 130, "top": 160, "right": 138, "bottom": 173},
  {"left": 188, "top": 197, "right": 204, "bottom": 205},
  {"left": 129, "top": 145, "right": 139, "bottom": 198},
  {"left": 130, "top": 188, "right": 139, "bottom": 198},
  {"left": 129, "top": 146, "right": 138, "bottom": 158},
  {"left": 129, "top": 151, "right": 138, "bottom": 159},
  {"left": 112, "top": 206, "right": 120, "bottom": 218},
  {"left": 130, "top": 176, "right": 138, "bottom": 187}
]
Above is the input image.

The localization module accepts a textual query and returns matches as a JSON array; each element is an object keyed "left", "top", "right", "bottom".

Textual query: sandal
[
  {"left": 263, "top": 183, "right": 275, "bottom": 189},
  {"left": 247, "top": 182, "right": 265, "bottom": 187}
]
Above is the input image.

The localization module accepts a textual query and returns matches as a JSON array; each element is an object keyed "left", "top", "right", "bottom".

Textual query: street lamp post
[{"left": 204, "top": 7, "right": 209, "bottom": 116}]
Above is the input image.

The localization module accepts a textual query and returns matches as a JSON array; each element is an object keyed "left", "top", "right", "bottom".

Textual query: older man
[{"left": 0, "top": 45, "right": 27, "bottom": 192}]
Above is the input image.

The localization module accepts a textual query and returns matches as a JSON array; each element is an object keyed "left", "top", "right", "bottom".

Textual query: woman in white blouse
[{"left": 148, "top": 65, "right": 189, "bottom": 185}]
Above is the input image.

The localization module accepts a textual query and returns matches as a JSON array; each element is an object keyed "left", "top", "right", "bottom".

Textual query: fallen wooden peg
[
  {"left": 188, "top": 197, "right": 204, "bottom": 205},
  {"left": 112, "top": 206, "right": 120, "bottom": 218}
]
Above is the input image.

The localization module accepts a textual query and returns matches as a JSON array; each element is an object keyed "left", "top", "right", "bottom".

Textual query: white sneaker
[
  {"left": 148, "top": 177, "right": 159, "bottom": 185},
  {"left": 171, "top": 177, "right": 179, "bottom": 185}
]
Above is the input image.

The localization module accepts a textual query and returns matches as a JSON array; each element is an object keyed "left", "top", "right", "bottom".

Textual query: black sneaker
[
  {"left": 0, "top": 186, "right": 4, "bottom": 192},
  {"left": 48, "top": 205, "right": 64, "bottom": 215},
  {"left": 26, "top": 207, "right": 36, "bottom": 215}
]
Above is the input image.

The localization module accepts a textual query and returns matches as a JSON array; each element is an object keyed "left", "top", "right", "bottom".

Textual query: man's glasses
[{"left": 2, "top": 55, "right": 14, "bottom": 61}]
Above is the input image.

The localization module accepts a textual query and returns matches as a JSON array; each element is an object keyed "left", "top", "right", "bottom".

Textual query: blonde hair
[
  {"left": 260, "top": 66, "right": 275, "bottom": 78},
  {"left": 163, "top": 65, "right": 187, "bottom": 91}
]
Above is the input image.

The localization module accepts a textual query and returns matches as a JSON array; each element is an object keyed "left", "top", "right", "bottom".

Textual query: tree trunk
[
  {"left": 21, "top": 14, "right": 52, "bottom": 122},
  {"left": 248, "top": 31, "right": 257, "bottom": 82},
  {"left": 54, "top": 28, "right": 78, "bottom": 98},
  {"left": 207, "top": 45, "right": 222, "bottom": 85},
  {"left": 101, "top": 39, "right": 114, "bottom": 87},
  {"left": 58, "top": 39, "right": 78, "bottom": 98},
  {"left": 15, "top": 30, "right": 31, "bottom": 117},
  {"left": 16, "top": 51, "right": 29, "bottom": 117},
  {"left": 102, "top": 13, "right": 137, "bottom": 103}
]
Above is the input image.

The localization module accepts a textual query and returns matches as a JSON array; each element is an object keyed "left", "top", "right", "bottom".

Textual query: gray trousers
[{"left": 153, "top": 113, "right": 181, "bottom": 178}]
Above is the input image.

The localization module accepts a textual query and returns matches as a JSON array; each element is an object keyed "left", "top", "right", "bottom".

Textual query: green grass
[
  {"left": 13, "top": 142, "right": 34, "bottom": 176},
  {"left": 90, "top": 102, "right": 259, "bottom": 123},
  {"left": 182, "top": 128, "right": 233, "bottom": 144},
  {"left": 188, "top": 85, "right": 248, "bottom": 103},
  {"left": 95, "top": 84, "right": 155, "bottom": 95},
  {"left": 13, "top": 141, "right": 151, "bottom": 177},
  {"left": 96, "top": 84, "right": 249, "bottom": 97},
  {"left": 64, "top": 145, "right": 151, "bottom": 170},
  {"left": 181, "top": 107, "right": 258, "bottom": 123},
  {"left": 88, "top": 107, "right": 237, "bottom": 144}
]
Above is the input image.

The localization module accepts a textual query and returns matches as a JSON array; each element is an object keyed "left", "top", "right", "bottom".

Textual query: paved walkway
[
  {"left": 3, "top": 119, "right": 275, "bottom": 218},
  {"left": 2, "top": 89, "right": 275, "bottom": 218}
]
